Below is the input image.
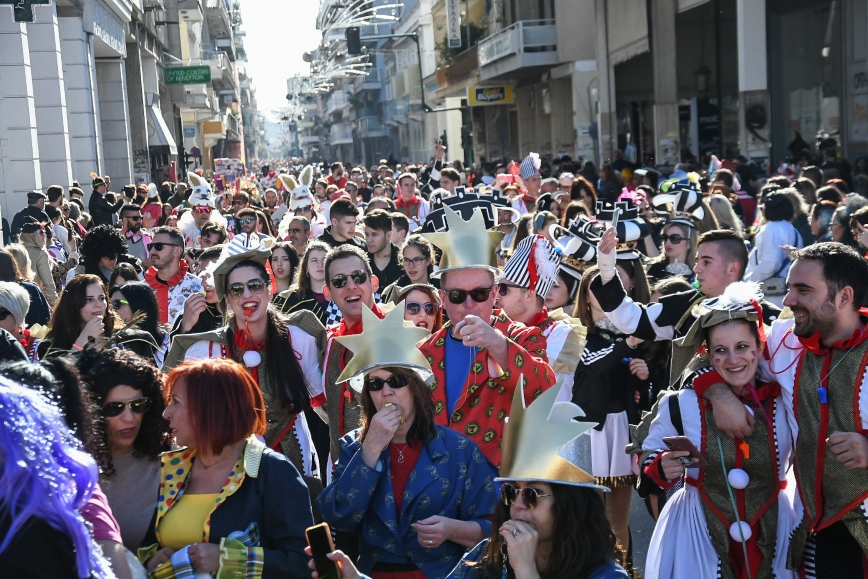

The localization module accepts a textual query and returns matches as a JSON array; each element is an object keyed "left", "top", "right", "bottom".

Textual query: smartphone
[
  {"left": 306, "top": 523, "right": 339, "bottom": 579},
  {"left": 663, "top": 436, "right": 709, "bottom": 468},
  {"left": 610, "top": 207, "right": 621, "bottom": 233}
]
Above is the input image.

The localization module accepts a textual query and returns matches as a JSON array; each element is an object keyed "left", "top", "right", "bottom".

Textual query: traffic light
[{"left": 346, "top": 27, "right": 361, "bottom": 55}]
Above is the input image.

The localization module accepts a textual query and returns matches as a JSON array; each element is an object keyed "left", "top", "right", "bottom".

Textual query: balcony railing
[
  {"left": 328, "top": 123, "right": 354, "bottom": 145},
  {"left": 325, "top": 91, "right": 350, "bottom": 116},
  {"left": 353, "top": 69, "right": 382, "bottom": 93},
  {"left": 356, "top": 117, "right": 386, "bottom": 136},
  {"left": 477, "top": 19, "right": 557, "bottom": 68},
  {"left": 204, "top": 0, "right": 232, "bottom": 38},
  {"left": 435, "top": 45, "right": 478, "bottom": 89}
]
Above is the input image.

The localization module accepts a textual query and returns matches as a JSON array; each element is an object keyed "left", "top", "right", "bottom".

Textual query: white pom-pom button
[
  {"left": 727, "top": 468, "right": 750, "bottom": 490},
  {"left": 729, "top": 521, "right": 752, "bottom": 542},
  {"left": 242, "top": 350, "right": 262, "bottom": 367}
]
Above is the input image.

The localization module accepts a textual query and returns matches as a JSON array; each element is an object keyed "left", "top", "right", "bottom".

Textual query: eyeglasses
[
  {"left": 102, "top": 397, "right": 151, "bottom": 418},
  {"left": 124, "top": 215, "right": 142, "bottom": 221},
  {"left": 194, "top": 206, "right": 212, "bottom": 214},
  {"left": 226, "top": 278, "right": 267, "bottom": 299},
  {"left": 500, "top": 482, "right": 553, "bottom": 510},
  {"left": 497, "top": 282, "right": 525, "bottom": 296},
  {"left": 364, "top": 374, "right": 410, "bottom": 392},
  {"left": 330, "top": 270, "right": 368, "bottom": 288},
  {"left": 288, "top": 228, "right": 304, "bottom": 234},
  {"left": 442, "top": 286, "right": 493, "bottom": 305},
  {"left": 401, "top": 256, "right": 428, "bottom": 267},
  {"left": 147, "top": 242, "right": 181, "bottom": 252},
  {"left": 405, "top": 301, "right": 435, "bottom": 316},
  {"left": 0, "top": 308, "right": 11, "bottom": 321},
  {"left": 112, "top": 299, "right": 129, "bottom": 310},
  {"left": 239, "top": 218, "right": 256, "bottom": 225},
  {"left": 660, "top": 233, "right": 686, "bottom": 244}
]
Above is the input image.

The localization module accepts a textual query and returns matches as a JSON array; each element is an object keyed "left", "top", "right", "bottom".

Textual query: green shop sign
[{"left": 165, "top": 66, "right": 212, "bottom": 85}]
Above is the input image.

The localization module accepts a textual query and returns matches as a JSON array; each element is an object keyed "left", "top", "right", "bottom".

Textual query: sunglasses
[
  {"left": 497, "top": 282, "right": 525, "bottom": 296},
  {"left": 500, "top": 482, "right": 554, "bottom": 510},
  {"left": 232, "top": 200, "right": 246, "bottom": 206},
  {"left": 195, "top": 206, "right": 212, "bottom": 214},
  {"left": 0, "top": 308, "right": 11, "bottom": 321},
  {"left": 660, "top": 234, "right": 686, "bottom": 244},
  {"left": 103, "top": 397, "right": 151, "bottom": 418},
  {"left": 330, "top": 270, "right": 368, "bottom": 288},
  {"left": 364, "top": 374, "right": 410, "bottom": 392},
  {"left": 401, "top": 256, "right": 428, "bottom": 267},
  {"left": 124, "top": 215, "right": 142, "bottom": 221},
  {"left": 226, "top": 278, "right": 267, "bottom": 299},
  {"left": 405, "top": 301, "right": 435, "bottom": 316},
  {"left": 288, "top": 228, "right": 304, "bottom": 234},
  {"left": 147, "top": 242, "right": 181, "bottom": 252},
  {"left": 239, "top": 218, "right": 256, "bottom": 225},
  {"left": 442, "top": 286, "right": 493, "bottom": 305},
  {"left": 296, "top": 206, "right": 312, "bottom": 212},
  {"left": 112, "top": 299, "right": 129, "bottom": 310}
]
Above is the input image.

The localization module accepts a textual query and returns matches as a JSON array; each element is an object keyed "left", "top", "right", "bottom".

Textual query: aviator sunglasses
[
  {"left": 103, "top": 397, "right": 151, "bottom": 418},
  {"left": 405, "top": 301, "right": 435, "bottom": 316},
  {"left": 500, "top": 482, "right": 554, "bottom": 510},
  {"left": 226, "top": 278, "right": 267, "bottom": 299}
]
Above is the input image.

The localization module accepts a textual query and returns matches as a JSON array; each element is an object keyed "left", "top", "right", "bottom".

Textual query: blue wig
[{"left": 0, "top": 375, "right": 112, "bottom": 578}]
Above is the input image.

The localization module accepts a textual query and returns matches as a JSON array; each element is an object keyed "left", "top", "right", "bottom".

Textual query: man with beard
[
  {"left": 286, "top": 216, "right": 311, "bottom": 256},
  {"left": 119, "top": 204, "right": 151, "bottom": 265},
  {"left": 144, "top": 226, "right": 202, "bottom": 325},
  {"left": 691, "top": 242, "right": 868, "bottom": 576}
]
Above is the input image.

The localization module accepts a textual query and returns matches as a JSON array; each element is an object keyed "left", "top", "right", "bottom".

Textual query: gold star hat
[
  {"left": 496, "top": 379, "right": 609, "bottom": 492},
  {"left": 423, "top": 205, "right": 504, "bottom": 279},
  {"left": 334, "top": 302, "right": 433, "bottom": 392}
]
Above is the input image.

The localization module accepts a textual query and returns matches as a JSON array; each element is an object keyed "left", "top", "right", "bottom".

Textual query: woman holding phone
[{"left": 638, "top": 282, "right": 796, "bottom": 579}]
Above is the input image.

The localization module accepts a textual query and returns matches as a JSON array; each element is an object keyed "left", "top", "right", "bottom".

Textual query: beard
[{"left": 792, "top": 300, "right": 837, "bottom": 338}]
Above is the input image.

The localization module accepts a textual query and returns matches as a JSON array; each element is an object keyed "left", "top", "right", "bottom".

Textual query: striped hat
[
  {"left": 549, "top": 216, "right": 603, "bottom": 279},
  {"left": 595, "top": 200, "right": 652, "bottom": 261},
  {"left": 502, "top": 235, "right": 559, "bottom": 299},
  {"left": 519, "top": 153, "right": 541, "bottom": 180},
  {"left": 653, "top": 172, "right": 705, "bottom": 228}
]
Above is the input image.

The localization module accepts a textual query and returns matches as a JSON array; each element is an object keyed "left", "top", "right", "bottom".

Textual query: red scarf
[
  {"left": 528, "top": 307, "right": 549, "bottom": 328},
  {"left": 797, "top": 312, "right": 868, "bottom": 355},
  {"left": 145, "top": 260, "right": 190, "bottom": 324},
  {"left": 395, "top": 194, "right": 420, "bottom": 209},
  {"left": 331, "top": 303, "right": 385, "bottom": 431}
]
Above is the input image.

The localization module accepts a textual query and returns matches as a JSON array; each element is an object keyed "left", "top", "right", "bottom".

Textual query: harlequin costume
[
  {"left": 754, "top": 310, "right": 868, "bottom": 577},
  {"left": 163, "top": 236, "right": 327, "bottom": 480},
  {"left": 317, "top": 303, "right": 498, "bottom": 579},
  {"left": 420, "top": 205, "right": 556, "bottom": 469},
  {"left": 640, "top": 283, "right": 797, "bottom": 579}
]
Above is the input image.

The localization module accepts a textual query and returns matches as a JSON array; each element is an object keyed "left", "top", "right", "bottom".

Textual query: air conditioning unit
[{"left": 178, "top": 0, "right": 204, "bottom": 22}]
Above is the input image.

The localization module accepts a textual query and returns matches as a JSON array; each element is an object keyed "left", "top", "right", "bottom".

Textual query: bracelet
[
  {"left": 72, "top": 343, "right": 84, "bottom": 351},
  {"left": 362, "top": 440, "right": 384, "bottom": 453}
]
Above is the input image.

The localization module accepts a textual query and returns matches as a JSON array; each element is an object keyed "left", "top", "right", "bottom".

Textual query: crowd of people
[{"left": 1, "top": 139, "right": 868, "bottom": 579}]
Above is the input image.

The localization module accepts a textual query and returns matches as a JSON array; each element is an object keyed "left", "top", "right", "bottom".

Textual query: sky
[{"left": 240, "top": 0, "right": 321, "bottom": 120}]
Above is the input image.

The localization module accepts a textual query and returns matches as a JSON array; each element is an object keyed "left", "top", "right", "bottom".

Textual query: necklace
[
  {"left": 198, "top": 444, "right": 239, "bottom": 470},
  {"left": 391, "top": 442, "right": 409, "bottom": 464},
  {"left": 810, "top": 345, "right": 861, "bottom": 404}
]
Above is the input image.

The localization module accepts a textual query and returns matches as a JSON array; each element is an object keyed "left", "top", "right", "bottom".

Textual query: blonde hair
[
  {"left": 707, "top": 194, "right": 744, "bottom": 235},
  {"left": 5, "top": 244, "right": 35, "bottom": 280}
]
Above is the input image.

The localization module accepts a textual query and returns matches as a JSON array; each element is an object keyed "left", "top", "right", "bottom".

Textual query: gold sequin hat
[
  {"left": 496, "top": 380, "right": 609, "bottom": 492},
  {"left": 334, "top": 302, "right": 433, "bottom": 392},
  {"left": 423, "top": 205, "right": 504, "bottom": 279}
]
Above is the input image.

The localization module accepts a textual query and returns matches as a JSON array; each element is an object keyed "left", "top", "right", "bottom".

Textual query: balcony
[
  {"left": 202, "top": 49, "right": 236, "bottom": 92},
  {"left": 204, "top": 0, "right": 232, "bottom": 39},
  {"left": 178, "top": 0, "right": 203, "bottom": 22},
  {"left": 477, "top": 19, "right": 559, "bottom": 81},
  {"left": 353, "top": 69, "right": 382, "bottom": 93},
  {"left": 224, "top": 111, "right": 241, "bottom": 143},
  {"left": 300, "top": 135, "right": 321, "bottom": 145},
  {"left": 435, "top": 45, "right": 479, "bottom": 90},
  {"left": 327, "top": 123, "right": 354, "bottom": 145},
  {"left": 325, "top": 91, "right": 350, "bottom": 116},
  {"left": 383, "top": 100, "right": 408, "bottom": 126},
  {"left": 356, "top": 117, "right": 386, "bottom": 138}
]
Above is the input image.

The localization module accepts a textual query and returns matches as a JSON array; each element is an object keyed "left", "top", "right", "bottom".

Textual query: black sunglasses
[
  {"left": 124, "top": 215, "right": 142, "bottom": 221},
  {"left": 147, "top": 242, "right": 181, "bottom": 252},
  {"left": 233, "top": 200, "right": 246, "bottom": 206},
  {"left": 405, "top": 301, "right": 435, "bottom": 316},
  {"left": 660, "top": 234, "right": 686, "bottom": 244},
  {"left": 226, "top": 278, "right": 267, "bottom": 299},
  {"left": 500, "top": 482, "right": 554, "bottom": 510},
  {"left": 103, "top": 397, "right": 151, "bottom": 418},
  {"left": 0, "top": 308, "right": 11, "bottom": 321},
  {"left": 497, "top": 282, "right": 525, "bottom": 296},
  {"left": 364, "top": 375, "right": 410, "bottom": 392},
  {"left": 443, "top": 286, "right": 493, "bottom": 305},
  {"left": 330, "top": 270, "right": 368, "bottom": 288}
]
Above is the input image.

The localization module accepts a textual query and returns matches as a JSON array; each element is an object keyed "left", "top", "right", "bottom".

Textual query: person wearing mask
[
  {"left": 419, "top": 206, "right": 556, "bottom": 468},
  {"left": 88, "top": 174, "right": 125, "bottom": 227},
  {"left": 496, "top": 235, "right": 586, "bottom": 404},
  {"left": 363, "top": 209, "right": 403, "bottom": 289},
  {"left": 318, "top": 198, "right": 367, "bottom": 251},
  {"left": 144, "top": 226, "right": 203, "bottom": 326}
]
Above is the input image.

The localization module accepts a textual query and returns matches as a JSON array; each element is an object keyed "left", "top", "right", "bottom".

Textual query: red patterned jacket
[{"left": 418, "top": 309, "right": 556, "bottom": 468}]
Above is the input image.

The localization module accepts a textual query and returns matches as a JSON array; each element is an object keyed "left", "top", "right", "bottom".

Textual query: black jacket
[
  {"left": 10, "top": 205, "right": 50, "bottom": 240},
  {"left": 143, "top": 445, "right": 315, "bottom": 578},
  {"left": 368, "top": 244, "right": 404, "bottom": 289},
  {"left": 317, "top": 226, "right": 367, "bottom": 251},
  {"left": 88, "top": 191, "right": 124, "bottom": 227}
]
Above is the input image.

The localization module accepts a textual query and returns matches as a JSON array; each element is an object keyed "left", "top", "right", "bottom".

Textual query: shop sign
[
  {"left": 165, "top": 66, "right": 212, "bottom": 85},
  {"left": 467, "top": 85, "right": 515, "bottom": 106},
  {"left": 446, "top": 0, "right": 461, "bottom": 48}
]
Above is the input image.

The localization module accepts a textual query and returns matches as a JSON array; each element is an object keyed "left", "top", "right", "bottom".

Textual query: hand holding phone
[
  {"left": 663, "top": 436, "right": 709, "bottom": 468},
  {"left": 306, "top": 523, "right": 340, "bottom": 579}
]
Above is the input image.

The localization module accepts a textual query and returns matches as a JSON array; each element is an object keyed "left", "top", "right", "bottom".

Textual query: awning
[
  {"left": 607, "top": 0, "right": 649, "bottom": 65},
  {"left": 146, "top": 94, "right": 178, "bottom": 155}
]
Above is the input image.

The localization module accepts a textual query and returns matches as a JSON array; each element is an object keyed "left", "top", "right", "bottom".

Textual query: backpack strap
[{"left": 668, "top": 394, "right": 684, "bottom": 436}]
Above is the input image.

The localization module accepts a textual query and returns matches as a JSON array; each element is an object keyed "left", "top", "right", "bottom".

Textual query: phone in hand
[
  {"left": 663, "top": 436, "right": 709, "bottom": 468},
  {"left": 610, "top": 207, "right": 621, "bottom": 233},
  {"left": 306, "top": 523, "right": 340, "bottom": 579}
]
